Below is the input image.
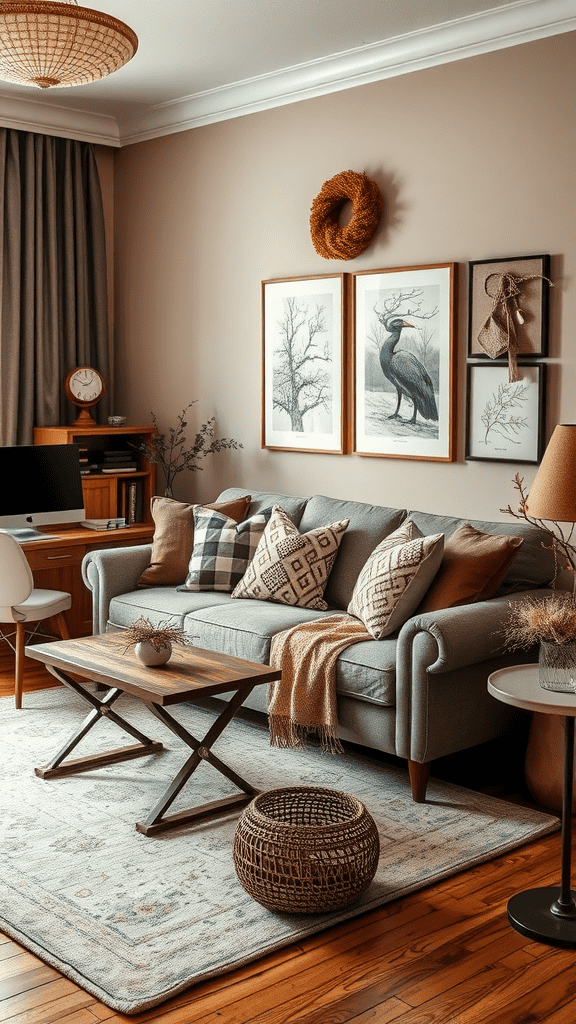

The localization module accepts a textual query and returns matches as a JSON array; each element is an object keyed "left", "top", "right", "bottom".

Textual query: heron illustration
[{"left": 378, "top": 317, "right": 438, "bottom": 425}]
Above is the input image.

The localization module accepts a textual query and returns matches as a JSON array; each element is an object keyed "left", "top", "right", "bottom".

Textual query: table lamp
[{"left": 525, "top": 423, "right": 576, "bottom": 582}]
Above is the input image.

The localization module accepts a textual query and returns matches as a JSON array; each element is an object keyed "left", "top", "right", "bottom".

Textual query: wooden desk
[{"left": 22, "top": 525, "right": 154, "bottom": 637}]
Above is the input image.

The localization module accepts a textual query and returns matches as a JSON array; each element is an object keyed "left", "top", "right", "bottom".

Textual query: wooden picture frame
[
  {"left": 465, "top": 361, "right": 546, "bottom": 464},
  {"left": 468, "top": 253, "right": 551, "bottom": 359},
  {"left": 261, "top": 274, "right": 348, "bottom": 453},
  {"left": 352, "top": 263, "right": 456, "bottom": 461}
]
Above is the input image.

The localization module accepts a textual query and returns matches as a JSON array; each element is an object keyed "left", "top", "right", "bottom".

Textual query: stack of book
[{"left": 100, "top": 449, "right": 138, "bottom": 473}]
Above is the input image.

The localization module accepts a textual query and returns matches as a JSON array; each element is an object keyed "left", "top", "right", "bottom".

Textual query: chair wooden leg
[
  {"left": 53, "top": 612, "right": 70, "bottom": 640},
  {"left": 408, "top": 760, "right": 431, "bottom": 803},
  {"left": 15, "top": 620, "right": 25, "bottom": 710}
]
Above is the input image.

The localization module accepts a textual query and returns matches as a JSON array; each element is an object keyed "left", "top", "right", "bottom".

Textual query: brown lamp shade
[{"left": 525, "top": 424, "right": 576, "bottom": 522}]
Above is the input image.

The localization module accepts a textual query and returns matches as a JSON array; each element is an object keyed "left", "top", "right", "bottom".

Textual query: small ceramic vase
[
  {"left": 134, "top": 640, "right": 172, "bottom": 667},
  {"left": 538, "top": 640, "right": 576, "bottom": 692}
]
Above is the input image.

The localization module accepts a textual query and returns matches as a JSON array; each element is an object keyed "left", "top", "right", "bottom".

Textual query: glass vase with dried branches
[{"left": 132, "top": 402, "right": 242, "bottom": 499}]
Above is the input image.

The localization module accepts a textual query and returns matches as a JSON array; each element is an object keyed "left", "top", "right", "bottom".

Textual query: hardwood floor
[{"left": 2, "top": 646, "right": 576, "bottom": 1023}]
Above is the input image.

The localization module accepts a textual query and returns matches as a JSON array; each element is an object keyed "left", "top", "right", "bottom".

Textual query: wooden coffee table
[{"left": 26, "top": 632, "right": 281, "bottom": 836}]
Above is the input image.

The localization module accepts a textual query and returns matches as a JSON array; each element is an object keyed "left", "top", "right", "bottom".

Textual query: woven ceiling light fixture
[{"left": 0, "top": 0, "right": 138, "bottom": 89}]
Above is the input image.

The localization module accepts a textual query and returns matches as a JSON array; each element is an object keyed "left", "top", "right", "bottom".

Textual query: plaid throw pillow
[
  {"left": 182, "top": 506, "right": 272, "bottom": 592},
  {"left": 231, "top": 505, "right": 349, "bottom": 610}
]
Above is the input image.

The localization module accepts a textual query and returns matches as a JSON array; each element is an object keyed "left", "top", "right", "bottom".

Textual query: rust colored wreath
[{"left": 310, "top": 170, "right": 383, "bottom": 260}]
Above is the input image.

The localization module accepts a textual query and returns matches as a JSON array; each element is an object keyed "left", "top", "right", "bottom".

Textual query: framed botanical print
[
  {"left": 468, "top": 253, "right": 551, "bottom": 359},
  {"left": 465, "top": 362, "right": 546, "bottom": 464},
  {"left": 261, "top": 274, "right": 347, "bottom": 453},
  {"left": 353, "top": 263, "right": 456, "bottom": 461}
]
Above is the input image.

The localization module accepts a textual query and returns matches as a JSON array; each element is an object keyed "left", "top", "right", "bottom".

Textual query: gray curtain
[{"left": 0, "top": 128, "right": 110, "bottom": 445}]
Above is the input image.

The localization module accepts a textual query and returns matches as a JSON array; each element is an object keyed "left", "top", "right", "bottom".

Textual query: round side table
[{"left": 488, "top": 664, "right": 576, "bottom": 949}]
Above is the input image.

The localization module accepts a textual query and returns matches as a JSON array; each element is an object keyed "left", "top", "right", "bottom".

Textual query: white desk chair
[{"left": 0, "top": 532, "right": 71, "bottom": 709}]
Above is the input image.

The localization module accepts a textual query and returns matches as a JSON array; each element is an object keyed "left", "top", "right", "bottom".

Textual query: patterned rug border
[{"left": 0, "top": 688, "right": 559, "bottom": 1014}]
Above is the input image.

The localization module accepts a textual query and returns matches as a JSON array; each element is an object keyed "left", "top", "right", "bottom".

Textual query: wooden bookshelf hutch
[{"left": 30, "top": 423, "right": 157, "bottom": 636}]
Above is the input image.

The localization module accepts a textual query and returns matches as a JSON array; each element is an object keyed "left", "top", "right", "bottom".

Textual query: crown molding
[{"left": 0, "top": 0, "right": 574, "bottom": 147}]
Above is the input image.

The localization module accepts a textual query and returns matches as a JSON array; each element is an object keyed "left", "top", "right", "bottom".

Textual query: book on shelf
[
  {"left": 81, "top": 518, "right": 127, "bottom": 531},
  {"left": 119, "top": 478, "right": 144, "bottom": 525}
]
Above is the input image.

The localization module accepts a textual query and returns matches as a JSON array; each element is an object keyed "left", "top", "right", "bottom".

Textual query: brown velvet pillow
[
  {"left": 137, "top": 494, "right": 251, "bottom": 587},
  {"left": 417, "top": 523, "right": 524, "bottom": 613}
]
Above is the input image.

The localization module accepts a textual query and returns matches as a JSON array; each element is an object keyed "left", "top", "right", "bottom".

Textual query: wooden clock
[{"left": 64, "top": 366, "right": 106, "bottom": 425}]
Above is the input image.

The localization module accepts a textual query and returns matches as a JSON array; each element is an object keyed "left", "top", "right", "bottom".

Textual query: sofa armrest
[
  {"left": 394, "top": 588, "right": 554, "bottom": 762},
  {"left": 82, "top": 545, "right": 152, "bottom": 635},
  {"left": 398, "top": 589, "right": 555, "bottom": 674}
]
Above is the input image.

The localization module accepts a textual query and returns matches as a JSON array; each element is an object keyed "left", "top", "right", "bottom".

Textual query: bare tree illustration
[
  {"left": 481, "top": 381, "right": 530, "bottom": 446},
  {"left": 273, "top": 297, "right": 331, "bottom": 432}
]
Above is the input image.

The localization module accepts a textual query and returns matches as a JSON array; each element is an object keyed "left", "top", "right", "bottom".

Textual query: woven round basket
[{"left": 233, "top": 786, "right": 380, "bottom": 913}]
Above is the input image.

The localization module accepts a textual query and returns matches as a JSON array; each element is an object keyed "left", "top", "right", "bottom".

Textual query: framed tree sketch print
[
  {"left": 353, "top": 263, "right": 456, "bottom": 461},
  {"left": 262, "top": 274, "right": 347, "bottom": 453},
  {"left": 466, "top": 362, "right": 546, "bottom": 464}
]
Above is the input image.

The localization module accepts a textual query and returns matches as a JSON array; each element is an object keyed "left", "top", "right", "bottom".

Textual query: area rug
[{"left": 0, "top": 687, "right": 558, "bottom": 1015}]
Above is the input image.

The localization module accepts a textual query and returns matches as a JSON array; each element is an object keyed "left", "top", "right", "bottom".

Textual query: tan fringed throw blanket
[{"left": 269, "top": 614, "right": 372, "bottom": 753}]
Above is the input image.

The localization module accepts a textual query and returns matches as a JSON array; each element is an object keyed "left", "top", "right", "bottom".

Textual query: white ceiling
[{"left": 0, "top": 0, "right": 574, "bottom": 146}]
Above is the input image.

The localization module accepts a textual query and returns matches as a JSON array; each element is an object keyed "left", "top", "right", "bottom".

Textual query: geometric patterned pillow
[
  {"left": 348, "top": 530, "right": 444, "bottom": 639},
  {"left": 182, "top": 506, "right": 272, "bottom": 593},
  {"left": 231, "top": 505, "right": 349, "bottom": 610}
]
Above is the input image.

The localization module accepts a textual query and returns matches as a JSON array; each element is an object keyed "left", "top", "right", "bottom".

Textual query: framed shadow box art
[
  {"left": 466, "top": 362, "right": 546, "bottom": 464},
  {"left": 353, "top": 263, "right": 457, "bottom": 462},
  {"left": 468, "top": 254, "right": 551, "bottom": 361},
  {"left": 262, "top": 274, "right": 347, "bottom": 454}
]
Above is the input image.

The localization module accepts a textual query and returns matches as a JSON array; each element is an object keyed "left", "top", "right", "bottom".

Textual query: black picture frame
[
  {"left": 465, "top": 361, "right": 546, "bottom": 464},
  {"left": 468, "top": 253, "right": 551, "bottom": 360}
]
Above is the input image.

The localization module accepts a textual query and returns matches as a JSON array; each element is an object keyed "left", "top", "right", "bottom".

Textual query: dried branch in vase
[
  {"left": 132, "top": 401, "right": 242, "bottom": 498},
  {"left": 118, "top": 617, "right": 195, "bottom": 653},
  {"left": 503, "top": 594, "right": 576, "bottom": 650},
  {"left": 501, "top": 473, "right": 576, "bottom": 590}
]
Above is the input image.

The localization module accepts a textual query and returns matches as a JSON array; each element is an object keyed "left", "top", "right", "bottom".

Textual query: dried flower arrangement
[
  {"left": 119, "top": 617, "right": 195, "bottom": 654},
  {"left": 503, "top": 594, "right": 576, "bottom": 651},
  {"left": 132, "top": 401, "right": 242, "bottom": 499},
  {"left": 501, "top": 473, "right": 576, "bottom": 590}
]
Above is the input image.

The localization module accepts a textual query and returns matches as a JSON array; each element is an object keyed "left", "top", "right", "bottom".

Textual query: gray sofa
[{"left": 82, "top": 487, "right": 554, "bottom": 801}]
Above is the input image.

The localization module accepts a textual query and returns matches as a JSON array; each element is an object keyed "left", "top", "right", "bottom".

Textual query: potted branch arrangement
[
  {"left": 501, "top": 473, "right": 576, "bottom": 691},
  {"left": 132, "top": 401, "right": 242, "bottom": 499},
  {"left": 119, "top": 617, "right": 195, "bottom": 667},
  {"left": 503, "top": 594, "right": 576, "bottom": 692}
]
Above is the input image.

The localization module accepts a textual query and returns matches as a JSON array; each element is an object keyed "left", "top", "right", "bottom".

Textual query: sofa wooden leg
[{"left": 408, "top": 760, "right": 430, "bottom": 802}]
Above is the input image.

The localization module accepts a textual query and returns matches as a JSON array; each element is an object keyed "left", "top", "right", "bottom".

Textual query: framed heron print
[
  {"left": 353, "top": 263, "right": 457, "bottom": 461},
  {"left": 262, "top": 274, "right": 347, "bottom": 453}
]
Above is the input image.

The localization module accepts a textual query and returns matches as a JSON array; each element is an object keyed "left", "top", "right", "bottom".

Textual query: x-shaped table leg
[
  {"left": 136, "top": 685, "right": 260, "bottom": 836},
  {"left": 34, "top": 669, "right": 163, "bottom": 779}
]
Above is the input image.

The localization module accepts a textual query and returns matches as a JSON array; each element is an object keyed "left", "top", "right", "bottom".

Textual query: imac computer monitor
[{"left": 0, "top": 443, "right": 85, "bottom": 542}]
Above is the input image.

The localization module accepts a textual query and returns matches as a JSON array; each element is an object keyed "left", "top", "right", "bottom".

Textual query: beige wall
[{"left": 113, "top": 33, "right": 575, "bottom": 519}]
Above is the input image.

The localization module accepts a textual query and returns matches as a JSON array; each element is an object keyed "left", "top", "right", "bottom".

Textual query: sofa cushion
[
  {"left": 136, "top": 494, "right": 251, "bottom": 588},
  {"left": 108, "top": 587, "right": 235, "bottom": 631},
  {"left": 406, "top": 509, "right": 554, "bottom": 595},
  {"left": 182, "top": 507, "right": 271, "bottom": 593},
  {"left": 417, "top": 523, "right": 524, "bottom": 613},
  {"left": 184, "top": 600, "right": 397, "bottom": 707},
  {"left": 348, "top": 526, "right": 444, "bottom": 639},
  {"left": 298, "top": 495, "right": 407, "bottom": 610},
  {"left": 231, "top": 505, "right": 349, "bottom": 610}
]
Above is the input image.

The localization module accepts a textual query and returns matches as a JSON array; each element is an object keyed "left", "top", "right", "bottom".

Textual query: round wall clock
[{"left": 64, "top": 366, "right": 106, "bottom": 425}]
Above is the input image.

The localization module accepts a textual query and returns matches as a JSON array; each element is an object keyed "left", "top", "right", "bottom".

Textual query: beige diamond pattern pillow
[
  {"left": 231, "top": 505, "right": 349, "bottom": 610},
  {"left": 348, "top": 526, "right": 444, "bottom": 639}
]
